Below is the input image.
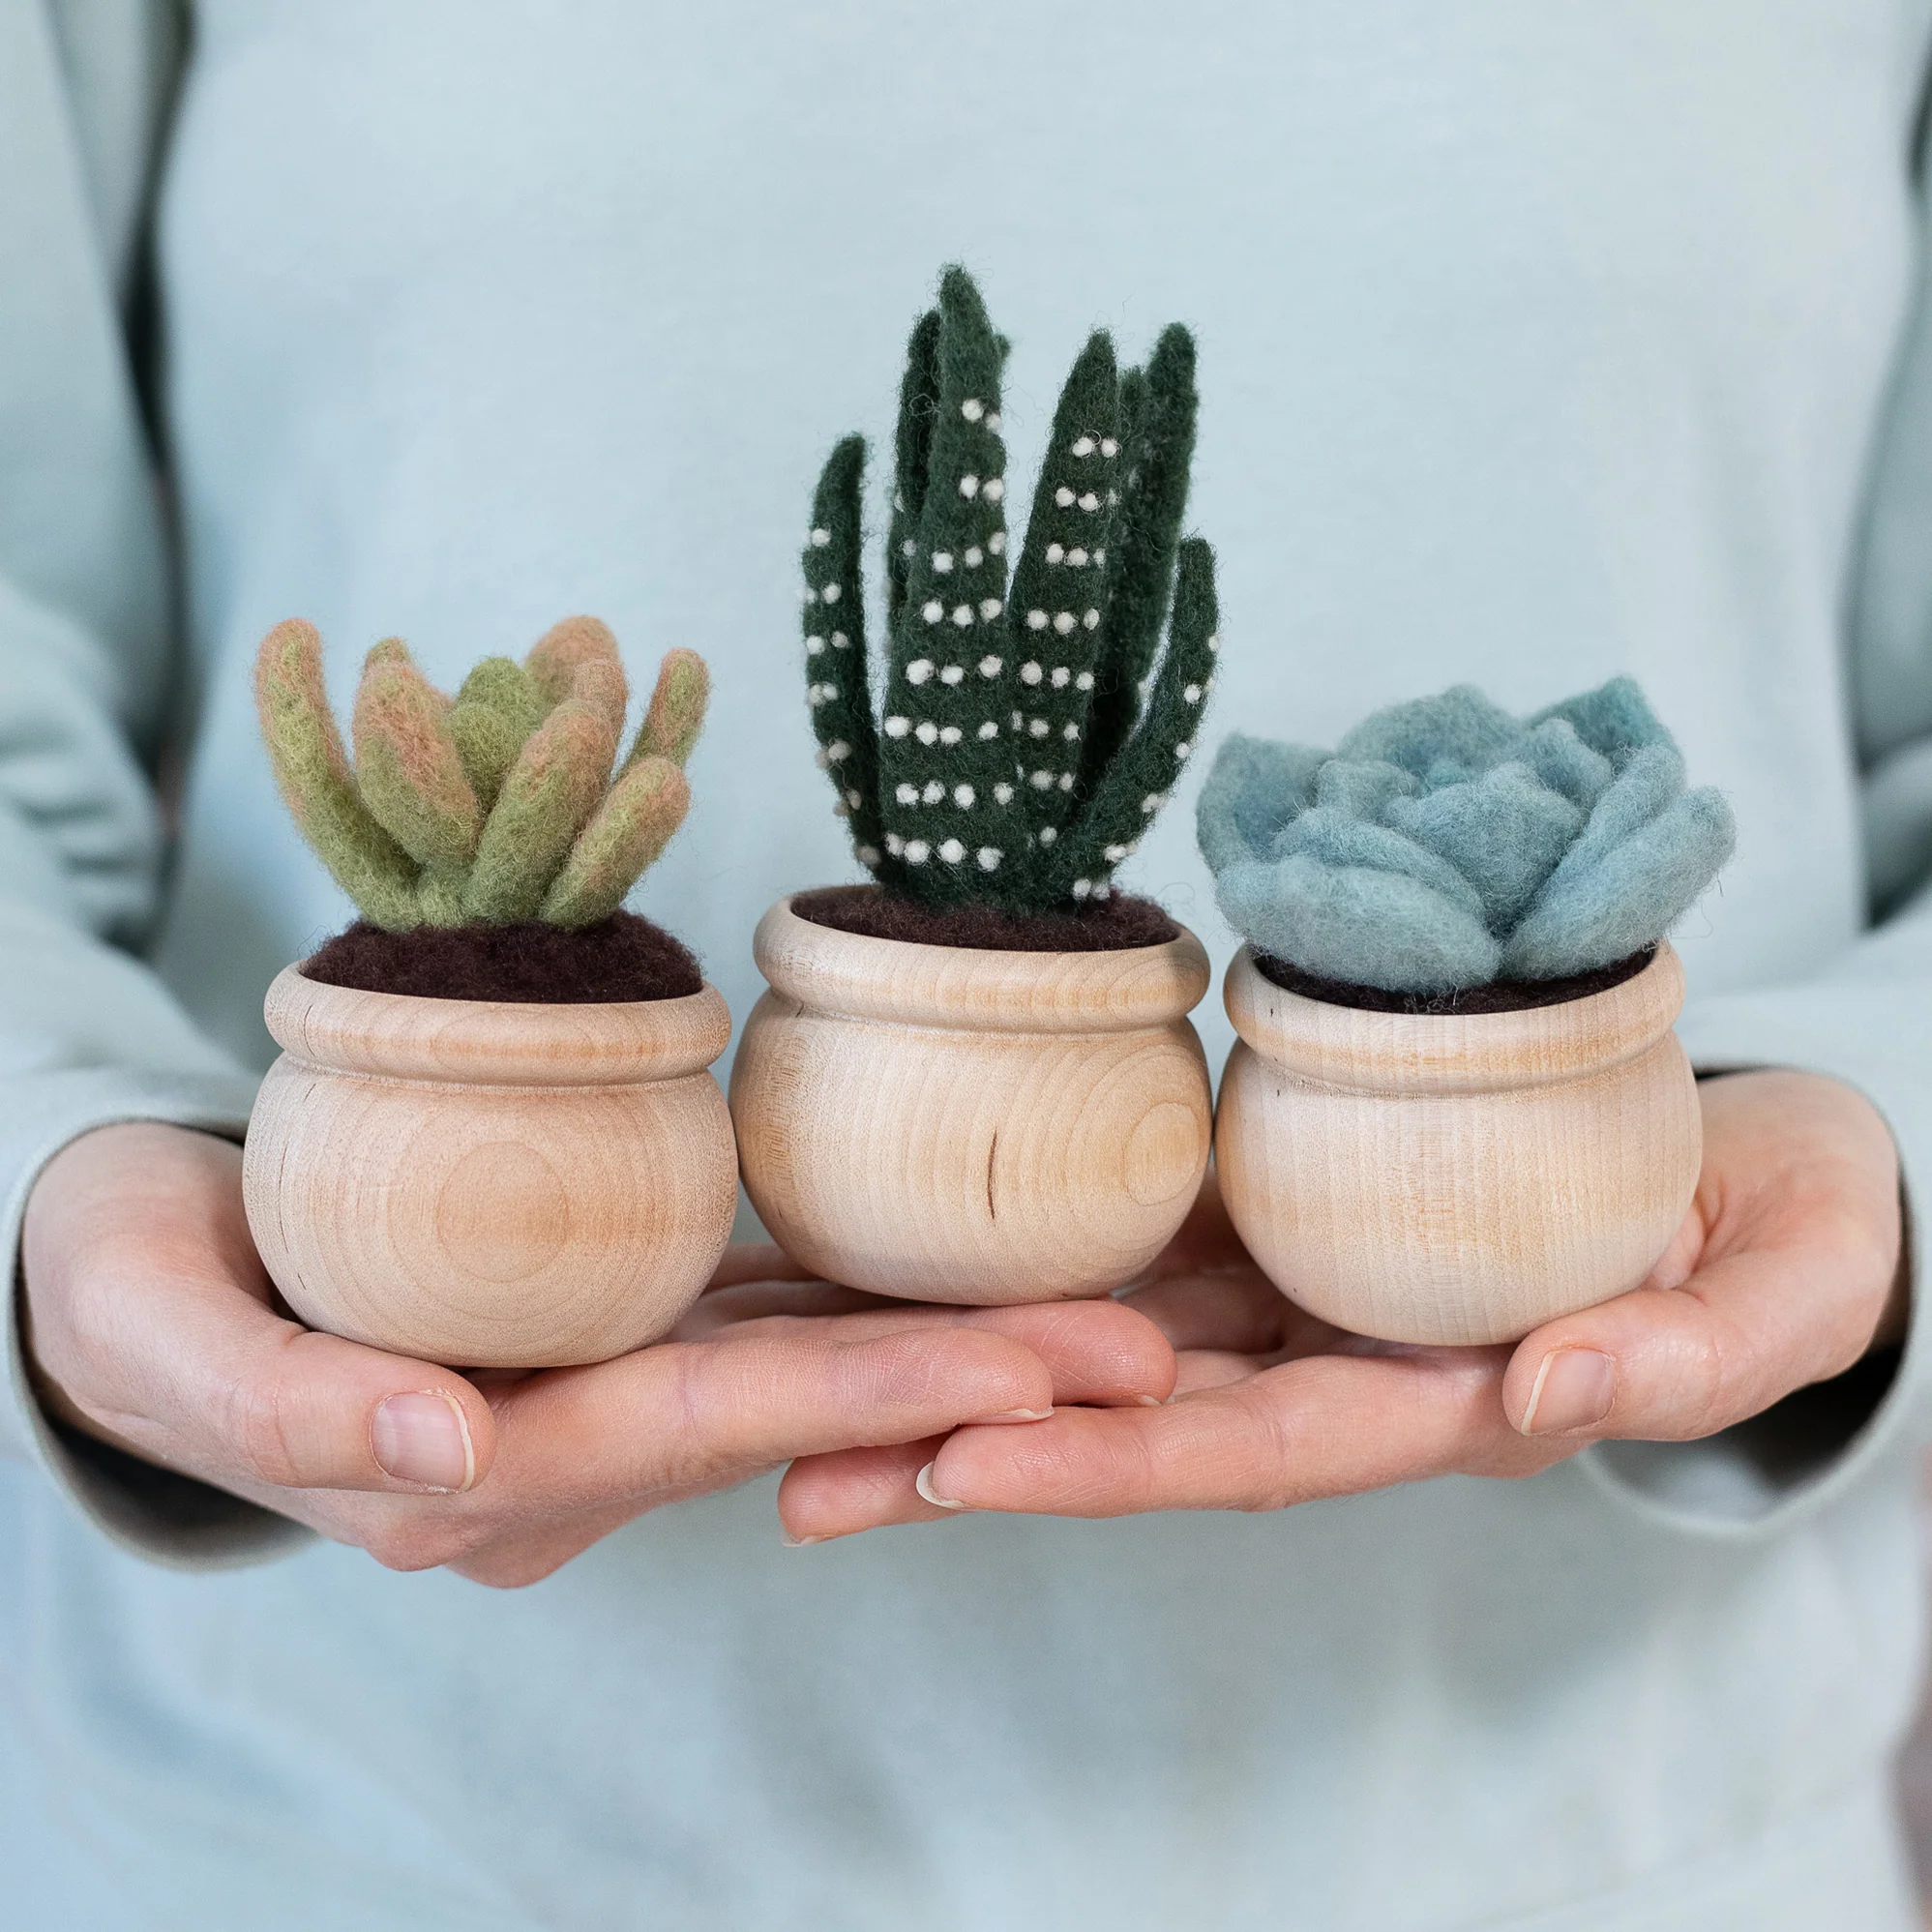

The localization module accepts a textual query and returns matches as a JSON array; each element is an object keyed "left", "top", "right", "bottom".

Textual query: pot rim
[
  {"left": 1224, "top": 941, "right": 1685, "bottom": 1095},
  {"left": 753, "top": 892, "right": 1211, "bottom": 1034},
  {"left": 263, "top": 964, "right": 731, "bottom": 1086}
]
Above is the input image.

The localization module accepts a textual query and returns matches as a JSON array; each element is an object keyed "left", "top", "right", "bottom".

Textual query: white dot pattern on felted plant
[
  {"left": 965, "top": 545, "right": 983, "bottom": 567},
  {"left": 822, "top": 739, "right": 850, "bottom": 763},
  {"left": 939, "top": 838, "right": 966, "bottom": 863},
  {"left": 810, "top": 526, "right": 831, "bottom": 547},
  {"left": 940, "top": 664, "right": 966, "bottom": 684},
  {"left": 902, "top": 538, "right": 916, "bottom": 557},
  {"left": 1067, "top": 548, "right": 1087, "bottom": 568},
  {"left": 1076, "top": 670, "right": 1093, "bottom": 691},
  {"left": 885, "top": 832, "right": 905, "bottom": 855},
  {"left": 976, "top": 720, "right": 998, "bottom": 740},
  {"left": 959, "top": 475, "right": 980, "bottom": 499},
  {"left": 1053, "top": 613, "right": 1077, "bottom": 636},
  {"left": 921, "top": 780, "right": 943, "bottom": 804},
  {"left": 953, "top": 784, "right": 975, "bottom": 807},
  {"left": 1026, "top": 609, "right": 1049, "bottom": 631},
  {"left": 978, "top": 655, "right": 1002, "bottom": 677},
  {"left": 857, "top": 844, "right": 880, "bottom": 866},
  {"left": 1046, "top": 543, "right": 1065, "bottom": 566},
  {"left": 961, "top": 399, "right": 985, "bottom": 422},
  {"left": 1083, "top": 609, "right": 1100, "bottom": 630},
  {"left": 952, "top": 606, "right": 974, "bottom": 628},
  {"left": 914, "top": 721, "right": 938, "bottom": 745},
  {"left": 1174, "top": 741, "right": 1190, "bottom": 760},
  {"left": 831, "top": 631, "right": 849, "bottom": 649},
  {"left": 921, "top": 601, "right": 943, "bottom": 624},
  {"left": 1021, "top": 661, "right": 1044, "bottom": 685},
  {"left": 1028, "top": 718, "right": 1049, "bottom": 738},
  {"left": 939, "top": 725, "right": 962, "bottom": 745},
  {"left": 989, "top": 532, "right": 1006, "bottom": 555},
  {"left": 1072, "top": 878, "right": 1092, "bottom": 900},
  {"left": 1062, "top": 724, "right": 1080, "bottom": 741},
  {"left": 884, "top": 715, "right": 910, "bottom": 737},
  {"left": 906, "top": 660, "right": 935, "bottom": 685},
  {"left": 976, "top": 847, "right": 1001, "bottom": 871},
  {"left": 1050, "top": 667, "right": 1070, "bottom": 689},
  {"left": 933, "top": 551, "right": 954, "bottom": 574},
  {"left": 994, "top": 782, "right": 1015, "bottom": 804},
  {"left": 1071, "top": 435, "right": 1095, "bottom": 458},
  {"left": 979, "top": 598, "right": 1002, "bottom": 620},
  {"left": 1100, "top": 437, "right": 1118, "bottom": 458},
  {"left": 906, "top": 840, "right": 931, "bottom": 863},
  {"left": 1038, "top": 825, "right": 1057, "bottom": 846},
  {"left": 984, "top": 478, "right": 1005, "bottom": 502},
  {"left": 895, "top": 783, "right": 918, "bottom": 805},
  {"left": 1030, "top": 769, "right": 1054, "bottom": 789},
  {"left": 1057, "top": 772, "right": 1074, "bottom": 790},
  {"left": 1183, "top": 683, "right": 1203, "bottom": 704},
  {"left": 821, "top": 583, "right": 843, "bottom": 604}
]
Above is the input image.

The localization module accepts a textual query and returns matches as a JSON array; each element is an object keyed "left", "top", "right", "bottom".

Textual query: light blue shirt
[{"left": 5, "top": 3, "right": 1932, "bottom": 1925}]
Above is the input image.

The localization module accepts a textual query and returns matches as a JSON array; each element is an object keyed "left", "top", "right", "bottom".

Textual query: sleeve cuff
[
  {"left": 1578, "top": 975, "right": 1932, "bottom": 1538},
  {"left": 4, "top": 1066, "right": 312, "bottom": 1569}
]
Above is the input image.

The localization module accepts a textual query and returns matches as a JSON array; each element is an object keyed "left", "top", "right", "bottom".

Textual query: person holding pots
[{"left": 3, "top": 7, "right": 1928, "bottom": 1929}]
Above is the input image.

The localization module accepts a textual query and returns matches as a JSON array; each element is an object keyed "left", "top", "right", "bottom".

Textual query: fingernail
[
  {"left": 1519, "top": 1349, "right": 1616, "bottom": 1437},
  {"left": 781, "top": 1531, "right": 825, "bottom": 1548},
  {"left": 977, "top": 1407, "right": 1053, "bottom": 1424},
  {"left": 372, "top": 1392, "right": 475, "bottom": 1492},
  {"left": 915, "top": 1462, "right": 968, "bottom": 1510},
  {"left": 1136, "top": 1395, "right": 1164, "bottom": 1408}
]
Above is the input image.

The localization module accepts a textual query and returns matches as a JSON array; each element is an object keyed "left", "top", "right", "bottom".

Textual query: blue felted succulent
[{"left": 1196, "top": 679, "right": 1736, "bottom": 993}]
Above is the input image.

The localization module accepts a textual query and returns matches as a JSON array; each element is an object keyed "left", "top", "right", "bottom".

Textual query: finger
[
  {"left": 824, "top": 1350, "right": 1561, "bottom": 1524},
  {"left": 467, "top": 1322, "right": 1067, "bottom": 1514},
  {"left": 22, "top": 1126, "right": 499, "bottom": 1498},
  {"left": 1503, "top": 1236, "right": 1891, "bottom": 1444},
  {"left": 676, "top": 1293, "right": 1176, "bottom": 1409},
  {"left": 777, "top": 1438, "right": 953, "bottom": 1544},
  {"left": 1505, "top": 1085, "right": 1902, "bottom": 1443}
]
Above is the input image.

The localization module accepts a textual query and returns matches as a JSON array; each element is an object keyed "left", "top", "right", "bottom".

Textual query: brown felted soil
[
  {"left": 791, "top": 884, "right": 1179, "bottom": 953},
  {"left": 1253, "top": 945, "right": 1655, "bottom": 1016},
  {"left": 299, "top": 912, "right": 702, "bottom": 1003}
]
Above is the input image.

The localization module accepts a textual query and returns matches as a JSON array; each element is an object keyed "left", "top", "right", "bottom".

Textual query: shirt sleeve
[
  {"left": 1580, "top": 101, "right": 1932, "bottom": 1537},
  {"left": 0, "top": 1, "right": 304, "bottom": 1564}
]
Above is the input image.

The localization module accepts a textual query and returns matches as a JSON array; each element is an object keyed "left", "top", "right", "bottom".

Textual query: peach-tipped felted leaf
[
  {"left": 351, "top": 643, "right": 483, "bottom": 872},
  {"left": 525, "top": 614, "right": 625, "bottom": 713},
  {"left": 253, "top": 619, "right": 420, "bottom": 931},
  {"left": 450, "top": 657, "right": 549, "bottom": 808},
  {"left": 569, "top": 655, "right": 630, "bottom": 736},
  {"left": 462, "top": 697, "right": 619, "bottom": 922},
  {"left": 541, "top": 755, "right": 691, "bottom": 927},
  {"left": 623, "top": 648, "right": 709, "bottom": 773}
]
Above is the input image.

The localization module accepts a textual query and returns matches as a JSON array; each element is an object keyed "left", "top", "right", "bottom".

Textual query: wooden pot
[
  {"left": 243, "top": 966, "right": 737, "bottom": 1367},
  {"left": 730, "top": 896, "right": 1214, "bottom": 1303},
  {"left": 1215, "top": 944, "right": 1701, "bottom": 1347}
]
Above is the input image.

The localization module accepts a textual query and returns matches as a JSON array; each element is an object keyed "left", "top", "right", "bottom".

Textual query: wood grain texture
[
  {"left": 731, "top": 895, "right": 1214, "bottom": 1303},
  {"left": 243, "top": 966, "right": 737, "bottom": 1368},
  {"left": 1215, "top": 943, "right": 1701, "bottom": 1347}
]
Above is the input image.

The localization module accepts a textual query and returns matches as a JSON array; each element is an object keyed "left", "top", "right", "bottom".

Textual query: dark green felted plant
[
  {"left": 801, "top": 266, "right": 1218, "bottom": 910},
  {"left": 255, "top": 615, "right": 708, "bottom": 931}
]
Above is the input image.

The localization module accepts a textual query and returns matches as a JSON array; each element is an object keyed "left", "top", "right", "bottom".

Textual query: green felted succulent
[
  {"left": 255, "top": 615, "right": 708, "bottom": 932},
  {"left": 1196, "top": 678, "right": 1737, "bottom": 993},
  {"left": 801, "top": 266, "right": 1218, "bottom": 912}
]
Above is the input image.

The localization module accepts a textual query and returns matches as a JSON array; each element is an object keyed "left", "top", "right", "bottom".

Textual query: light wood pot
[
  {"left": 730, "top": 895, "right": 1214, "bottom": 1303},
  {"left": 1215, "top": 944, "right": 1701, "bottom": 1347},
  {"left": 243, "top": 966, "right": 737, "bottom": 1367}
]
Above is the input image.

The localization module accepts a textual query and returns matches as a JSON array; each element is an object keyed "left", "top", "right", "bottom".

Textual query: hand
[
  {"left": 780, "top": 1069, "right": 1905, "bottom": 1536},
  {"left": 20, "top": 1124, "right": 1174, "bottom": 1585}
]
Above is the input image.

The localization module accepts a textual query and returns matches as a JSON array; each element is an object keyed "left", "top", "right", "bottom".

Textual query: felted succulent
[
  {"left": 1196, "top": 678, "right": 1736, "bottom": 993},
  {"left": 255, "top": 616, "right": 708, "bottom": 932},
  {"left": 800, "top": 266, "right": 1218, "bottom": 912}
]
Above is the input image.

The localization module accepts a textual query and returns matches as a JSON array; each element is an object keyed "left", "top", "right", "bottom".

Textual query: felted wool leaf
[{"left": 1196, "top": 676, "right": 1735, "bottom": 993}]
